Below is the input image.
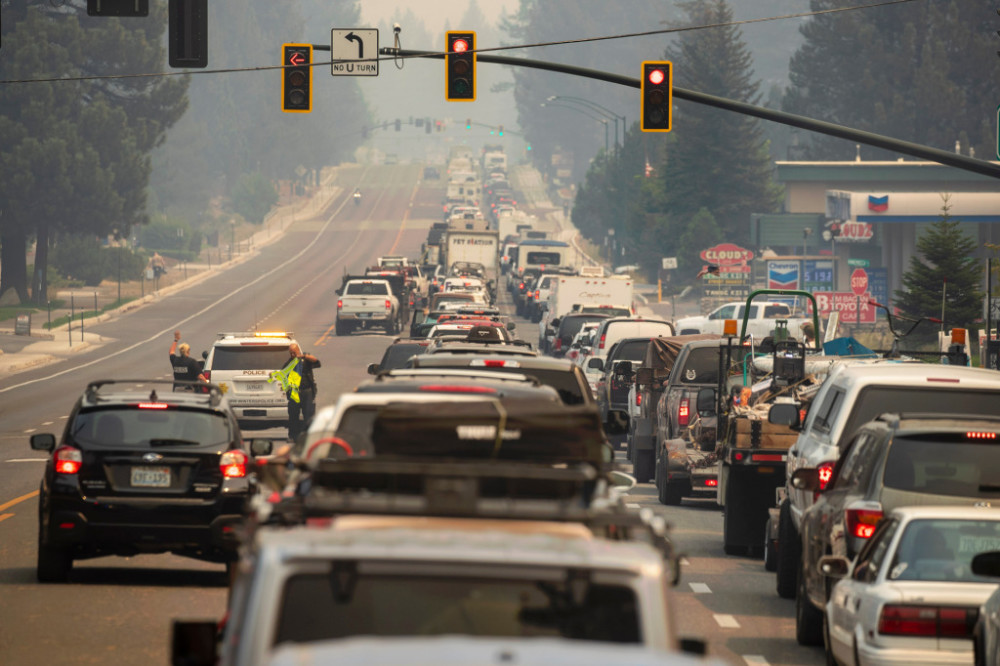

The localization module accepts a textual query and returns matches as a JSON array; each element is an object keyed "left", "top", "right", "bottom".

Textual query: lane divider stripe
[{"left": 0, "top": 490, "right": 39, "bottom": 513}]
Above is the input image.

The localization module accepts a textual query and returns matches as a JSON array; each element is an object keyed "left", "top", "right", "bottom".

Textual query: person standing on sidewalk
[{"left": 169, "top": 330, "right": 205, "bottom": 390}]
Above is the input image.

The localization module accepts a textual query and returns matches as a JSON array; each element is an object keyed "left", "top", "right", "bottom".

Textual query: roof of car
[
  {"left": 871, "top": 413, "right": 1000, "bottom": 433},
  {"left": 887, "top": 505, "right": 1000, "bottom": 522},
  {"left": 826, "top": 361, "right": 1000, "bottom": 389},
  {"left": 413, "top": 354, "right": 580, "bottom": 372},
  {"left": 211, "top": 331, "right": 295, "bottom": 345},
  {"left": 80, "top": 379, "right": 227, "bottom": 410}
]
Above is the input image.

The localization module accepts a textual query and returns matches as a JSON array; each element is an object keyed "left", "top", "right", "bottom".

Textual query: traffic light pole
[{"left": 380, "top": 47, "right": 1000, "bottom": 181}]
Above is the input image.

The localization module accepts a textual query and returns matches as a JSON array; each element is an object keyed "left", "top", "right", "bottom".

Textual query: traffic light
[
  {"left": 168, "top": 0, "right": 208, "bottom": 69},
  {"left": 395, "top": 119, "right": 401, "bottom": 131},
  {"left": 640, "top": 61, "right": 672, "bottom": 132},
  {"left": 88, "top": 0, "right": 149, "bottom": 16},
  {"left": 498, "top": 125, "right": 504, "bottom": 137},
  {"left": 282, "top": 43, "right": 312, "bottom": 113},
  {"left": 466, "top": 118, "right": 472, "bottom": 129},
  {"left": 446, "top": 31, "right": 476, "bottom": 102}
]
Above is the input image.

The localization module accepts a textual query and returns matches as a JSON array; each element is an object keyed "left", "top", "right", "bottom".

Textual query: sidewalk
[{"left": 0, "top": 168, "right": 345, "bottom": 379}]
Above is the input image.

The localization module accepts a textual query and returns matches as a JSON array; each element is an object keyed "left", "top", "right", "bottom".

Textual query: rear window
[
  {"left": 525, "top": 251, "right": 561, "bottom": 265},
  {"left": 889, "top": 518, "right": 1000, "bottom": 583},
  {"left": 276, "top": 573, "right": 639, "bottom": 645},
  {"left": 578, "top": 306, "right": 630, "bottom": 317},
  {"left": 677, "top": 347, "right": 721, "bottom": 384},
  {"left": 332, "top": 406, "right": 378, "bottom": 456},
  {"left": 838, "top": 387, "right": 1000, "bottom": 448},
  {"left": 346, "top": 282, "right": 389, "bottom": 296},
  {"left": 883, "top": 433, "right": 1000, "bottom": 498},
  {"left": 380, "top": 344, "right": 427, "bottom": 371},
  {"left": 73, "top": 407, "right": 231, "bottom": 448},
  {"left": 210, "top": 345, "right": 289, "bottom": 371},
  {"left": 558, "top": 315, "right": 608, "bottom": 342},
  {"left": 612, "top": 340, "right": 650, "bottom": 363}
]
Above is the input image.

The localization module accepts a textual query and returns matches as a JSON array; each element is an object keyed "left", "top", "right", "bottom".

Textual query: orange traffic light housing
[{"left": 641, "top": 61, "right": 672, "bottom": 132}]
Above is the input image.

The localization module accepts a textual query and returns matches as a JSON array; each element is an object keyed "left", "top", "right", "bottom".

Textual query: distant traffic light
[
  {"left": 446, "top": 31, "right": 476, "bottom": 102},
  {"left": 498, "top": 125, "right": 504, "bottom": 137},
  {"left": 466, "top": 118, "right": 472, "bottom": 129},
  {"left": 88, "top": 0, "right": 149, "bottom": 16},
  {"left": 282, "top": 43, "right": 312, "bottom": 113},
  {"left": 395, "top": 119, "right": 401, "bottom": 131},
  {"left": 168, "top": 0, "right": 208, "bottom": 69},
  {"left": 640, "top": 61, "right": 672, "bottom": 132}
]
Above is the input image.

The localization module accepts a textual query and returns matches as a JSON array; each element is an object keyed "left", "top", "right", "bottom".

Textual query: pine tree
[{"left": 894, "top": 201, "right": 983, "bottom": 345}]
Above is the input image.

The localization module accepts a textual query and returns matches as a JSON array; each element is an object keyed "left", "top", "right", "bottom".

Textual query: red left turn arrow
[{"left": 289, "top": 52, "right": 306, "bottom": 66}]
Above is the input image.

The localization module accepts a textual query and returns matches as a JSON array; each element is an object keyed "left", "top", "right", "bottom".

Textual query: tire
[
  {"left": 37, "top": 533, "right": 72, "bottom": 583},
  {"left": 335, "top": 320, "right": 347, "bottom": 336},
  {"left": 660, "top": 480, "right": 684, "bottom": 506},
  {"left": 633, "top": 449, "right": 654, "bottom": 484},
  {"left": 776, "top": 499, "right": 799, "bottom": 599},
  {"left": 763, "top": 516, "right": 778, "bottom": 572},
  {"left": 722, "top": 469, "right": 745, "bottom": 556},
  {"left": 796, "top": 562, "right": 825, "bottom": 646}
]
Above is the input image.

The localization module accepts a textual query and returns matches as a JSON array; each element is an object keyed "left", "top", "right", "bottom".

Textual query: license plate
[
  {"left": 358, "top": 313, "right": 372, "bottom": 318},
  {"left": 131, "top": 466, "right": 170, "bottom": 488},
  {"left": 242, "top": 382, "right": 265, "bottom": 391}
]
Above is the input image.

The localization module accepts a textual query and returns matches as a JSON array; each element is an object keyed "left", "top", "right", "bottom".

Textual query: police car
[{"left": 201, "top": 331, "right": 297, "bottom": 430}]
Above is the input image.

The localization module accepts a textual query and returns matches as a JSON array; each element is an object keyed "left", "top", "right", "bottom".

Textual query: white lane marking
[
  {"left": 626, "top": 503, "right": 640, "bottom": 509},
  {"left": 0, "top": 174, "right": 366, "bottom": 396},
  {"left": 714, "top": 614, "right": 740, "bottom": 628},
  {"left": 59, "top": 416, "right": 68, "bottom": 419},
  {"left": 689, "top": 582, "right": 712, "bottom": 594},
  {"left": 743, "top": 656, "right": 769, "bottom": 666},
  {"left": 42, "top": 421, "right": 53, "bottom": 426},
  {"left": 680, "top": 557, "right": 691, "bottom": 566},
  {"left": 6, "top": 459, "right": 48, "bottom": 463},
  {"left": 23, "top": 429, "right": 35, "bottom": 434}
]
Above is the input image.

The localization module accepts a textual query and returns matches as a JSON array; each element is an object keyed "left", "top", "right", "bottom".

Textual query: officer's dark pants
[{"left": 287, "top": 387, "right": 316, "bottom": 443}]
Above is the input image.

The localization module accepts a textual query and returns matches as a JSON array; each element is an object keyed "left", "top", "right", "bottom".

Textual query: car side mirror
[
  {"left": 201, "top": 350, "right": 208, "bottom": 360},
  {"left": 506, "top": 322, "right": 516, "bottom": 331},
  {"left": 367, "top": 363, "right": 379, "bottom": 375},
  {"left": 335, "top": 289, "right": 342, "bottom": 296},
  {"left": 790, "top": 467, "right": 821, "bottom": 492},
  {"left": 587, "top": 357, "right": 604, "bottom": 372},
  {"left": 30, "top": 433, "right": 57, "bottom": 452},
  {"left": 679, "top": 638, "right": 707, "bottom": 656},
  {"left": 550, "top": 318, "right": 560, "bottom": 328},
  {"left": 171, "top": 620, "right": 218, "bottom": 666},
  {"left": 769, "top": 402, "right": 801, "bottom": 429},
  {"left": 696, "top": 387, "right": 716, "bottom": 414},
  {"left": 818, "top": 555, "right": 851, "bottom": 579},
  {"left": 249, "top": 439, "right": 273, "bottom": 457},
  {"left": 971, "top": 550, "right": 1000, "bottom": 577}
]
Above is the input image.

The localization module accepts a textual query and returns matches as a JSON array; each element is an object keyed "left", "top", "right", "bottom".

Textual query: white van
[
  {"left": 583, "top": 318, "right": 675, "bottom": 390},
  {"left": 773, "top": 360, "right": 1000, "bottom": 598}
]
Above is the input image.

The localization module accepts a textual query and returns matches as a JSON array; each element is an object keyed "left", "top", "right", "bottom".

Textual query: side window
[
  {"left": 832, "top": 433, "right": 869, "bottom": 489},
  {"left": 710, "top": 305, "right": 736, "bottom": 320},
  {"left": 853, "top": 518, "right": 898, "bottom": 583},
  {"left": 747, "top": 305, "right": 759, "bottom": 318},
  {"left": 811, "top": 388, "right": 845, "bottom": 434}
]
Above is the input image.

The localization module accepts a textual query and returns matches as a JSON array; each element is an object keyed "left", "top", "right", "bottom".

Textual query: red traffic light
[
  {"left": 648, "top": 69, "right": 666, "bottom": 85},
  {"left": 452, "top": 39, "right": 470, "bottom": 53}
]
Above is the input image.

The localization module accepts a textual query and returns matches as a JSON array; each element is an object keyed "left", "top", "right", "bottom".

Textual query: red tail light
[
  {"left": 878, "top": 605, "right": 977, "bottom": 639},
  {"left": 54, "top": 446, "right": 82, "bottom": 475},
  {"left": 554, "top": 338, "right": 563, "bottom": 352},
  {"left": 337, "top": 299, "right": 343, "bottom": 310},
  {"left": 202, "top": 370, "right": 211, "bottom": 380},
  {"left": 598, "top": 334, "right": 606, "bottom": 350},
  {"left": 678, "top": 398, "right": 690, "bottom": 426},
  {"left": 817, "top": 461, "right": 835, "bottom": 491},
  {"left": 220, "top": 450, "right": 248, "bottom": 478},
  {"left": 385, "top": 300, "right": 392, "bottom": 310},
  {"left": 519, "top": 282, "right": 525, "bottom": 290},
  {"left": 636, "top": 392, "right": 642, "bottom": 407},
  {"left": 534, "top": 290, "right": 540, "bottom": 300},
  {"left": 705, "top": 478, "right": 718, "bottom": 487},
  {"left": 845, "top": 506, "right": 883, "bottom": 539}
]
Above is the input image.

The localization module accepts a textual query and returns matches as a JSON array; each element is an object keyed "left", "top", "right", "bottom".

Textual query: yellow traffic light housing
[
  {"left": 446, "top": 31, "right": 476, "bottom": 102},
  {"left": 641, "top": 61, "right": 672, "bottom": 132},
  {"left": 282, "top": 43, "right": 313, "bottom": 113}
]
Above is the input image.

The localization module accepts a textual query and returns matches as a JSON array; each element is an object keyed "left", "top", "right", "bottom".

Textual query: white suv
[{"left": 202, "top": 331, "right": 297, "bottom": 430}]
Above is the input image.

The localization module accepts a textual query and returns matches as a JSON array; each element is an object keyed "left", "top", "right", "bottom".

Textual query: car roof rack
[{"left": 83, "top": 379, "right": 225, "bottom": 408}]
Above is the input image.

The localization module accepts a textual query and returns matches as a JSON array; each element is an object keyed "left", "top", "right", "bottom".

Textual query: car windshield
[
  {"left": 525, "top": 251, "right": 562, "bottom": 265},
  {"left": 882, "top": 433, "right": 1000, "bottom": 499},
  {"left": 578, "top": 307, "right": 630, "bottom": 317},
  {"left": 888, "top": 518, "right": 1000, "bottom": 583},
  {"left": 72, "top": 407, "right": 231, "bottom": 448},
  {"left": 210, "top": 346, "right": 289, "bottom": 371},
  {"left": 275, "top": 572, "right": 640, "bottom": 645}
]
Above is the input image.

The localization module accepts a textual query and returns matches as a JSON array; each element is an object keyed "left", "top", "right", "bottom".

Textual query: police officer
[
  {"left": 286, "top": 343, "right": 320, "bottom": 442},
  {"left": 169, "top": 330, "right": 205, "bottom": 390}
]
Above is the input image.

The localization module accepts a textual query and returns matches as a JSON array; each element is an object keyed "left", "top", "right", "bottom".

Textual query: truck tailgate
[{"left": 732, "top": 416, "right": 798, "bottom": 450}]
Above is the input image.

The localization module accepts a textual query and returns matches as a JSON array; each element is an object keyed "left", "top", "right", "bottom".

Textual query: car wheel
[
  {"left": 37, "top": 532, "right": 72, "bottom": 583},
  {"left": 763, "top": 516, "right": 778, "bottom": 572},
  {"left": 796, "top": 562, "right": 825, "bottom": 646},
  {"left": 776, "top": 500, "right": 799, "bottom": 599},
  {"left": 335, "top": 320, "right": 347, "bottom": 336},
  {"left": 633, "top": 449, "right": 654, "bottom": 484}
]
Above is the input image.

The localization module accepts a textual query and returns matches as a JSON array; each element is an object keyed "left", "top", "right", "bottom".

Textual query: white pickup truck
[
  {"left": 675, "top": 301, "right": 810, "bottom": 341},
  {"left": 335, "top": 277, "right": 401, "bottom": 336}
]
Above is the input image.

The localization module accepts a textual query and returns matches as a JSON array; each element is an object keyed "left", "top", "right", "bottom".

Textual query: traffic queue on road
[{"left": 23, "top": 154, "right": 1000, "bottom": 666}]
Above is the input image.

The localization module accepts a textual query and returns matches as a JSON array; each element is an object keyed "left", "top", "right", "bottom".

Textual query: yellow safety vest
[{"left": 268, "top": 358, "right": 302, "bottom": 403}]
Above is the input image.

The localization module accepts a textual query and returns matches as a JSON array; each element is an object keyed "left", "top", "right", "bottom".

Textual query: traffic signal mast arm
[{"left": 379, "top": 46, "right": 1000, "bottom": 180}]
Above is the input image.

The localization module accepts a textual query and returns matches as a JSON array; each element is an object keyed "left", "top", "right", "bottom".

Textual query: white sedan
[{"left": 821, "top": 505, "right": 1000, "bottom": 666}]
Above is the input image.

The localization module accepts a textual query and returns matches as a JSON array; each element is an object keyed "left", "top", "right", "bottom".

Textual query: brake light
[
  {"left": 817, "top": 461, "right": 834, "bottom": 491},
  {"left": 470, "top": 359, "right": 520, "bottom": 368},
  {"left": 636, "top": 393, "right": 642, "bottom": 407},
  {"left": 202, "top": 370, "right": 211, "bottom": 380},
  {"left": 554, "top": 338, "right": 563, "bottom": 352},
  {"left": 598, "top": 334, "right": 606, "bottom": 350},
  {"left": 138, "top": 402, "right": 169, "bottom": 409},
  {"left": 705, "top": 478, "right": 718, "bottom": 487},
  {"left": 845, "top": 506, "right": 883, "bottom": 539},
  {"left": 54, "top": 446, "right": 82, "bottom": 475},
  {"left": 878, "top": 605, "right": 977, "bottom": 639},
  {"left": 220, "top": 450, "right": 248, "bottom": 479},
  {"left": 337, "top": 300, "right": 343, "bottom": 310},
  {"left": 534, "top": 290, "right": 540, "bottom": 300},
  {"left": 418, "top": 385, "right": 498, "bottom": 394},
  {"left": 751, "top": 453, "right": 783, "bottom": 462},
  {"left": 678, "top": 398, "right": 690, "bottom": 426},
  {"left": 967, "top": 431, "right": 997, "bottom": 439},
  {"left": 519, "top": 282, "right": 525, "bottom": 290},
  {"left": 385, "top": 300, "right": 392, "bottom": 310}
]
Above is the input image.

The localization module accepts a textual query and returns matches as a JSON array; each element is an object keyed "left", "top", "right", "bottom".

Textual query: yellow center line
[
  {"left": 0, "top": 514, "right": 13, "bottom": 523},
  {"left": 0, "top": 489, "right": 39, "bottom": 513},
  {"left": 314, "top": 321, "right": 339, "bottom": 348}
]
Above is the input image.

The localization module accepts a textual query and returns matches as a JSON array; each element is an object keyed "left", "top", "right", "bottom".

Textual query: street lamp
[
  {"left": 540, "top": 102, "right": 610, "bottom": 156},
  {"left": 546, "top": 95, "right": 625, "bottom": 153},
  {"left": 112, "top": 227, "right": 121, "bottom": 304}
]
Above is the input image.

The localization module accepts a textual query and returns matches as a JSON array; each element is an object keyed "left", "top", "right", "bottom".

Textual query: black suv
[{"left": 31, "top": 379, "right": 262, "bottom": 582}]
